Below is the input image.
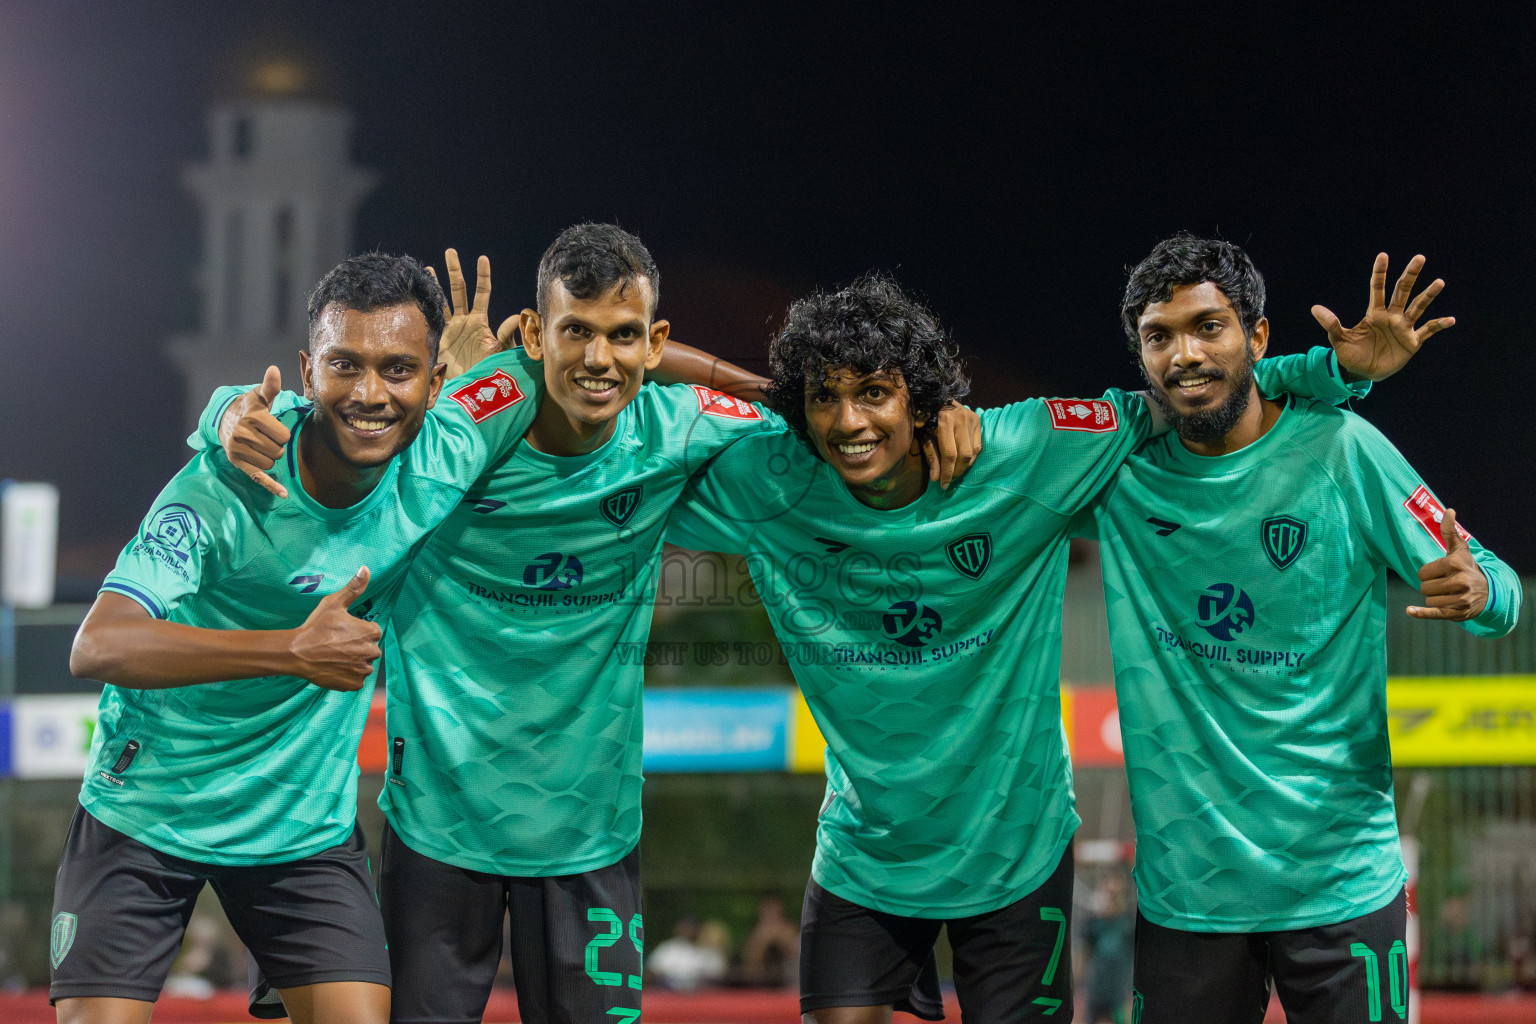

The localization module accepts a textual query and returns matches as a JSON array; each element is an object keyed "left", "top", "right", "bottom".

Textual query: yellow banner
[
  {"left": 1387, "top": 676, "right": 1536, "bottom": 765},
  {"left": 789, "top": 676, "right": 1536, "bottom": 772}
]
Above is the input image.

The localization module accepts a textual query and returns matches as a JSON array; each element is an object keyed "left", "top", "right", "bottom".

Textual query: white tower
[{"left": 165, "top": 47, "right": 378, "bottom": 430}]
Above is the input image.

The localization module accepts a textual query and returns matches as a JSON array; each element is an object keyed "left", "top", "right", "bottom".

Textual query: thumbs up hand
[
  {"left": 1408, "top": 508, "right": 1489, "bottom": 620},
  {"left": 220, "top": 365, "right": 293, "bottom": 498},
  {"left": 288, "top": 567, "right": 383, "bottom": 691}
]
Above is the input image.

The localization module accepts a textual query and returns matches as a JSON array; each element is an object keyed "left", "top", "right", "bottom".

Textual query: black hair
[
  {"left": 307, "top": 252, "right": 447, "bottom": 361},
  {"left": 536, "top": 223, "right": 659, "bottom": 318},
  {"left": 763, "top": 272, "right": 970, "bottom": 450},
  {"left": 1120, "top": 233, "right": 1266, "bottom": 350}
]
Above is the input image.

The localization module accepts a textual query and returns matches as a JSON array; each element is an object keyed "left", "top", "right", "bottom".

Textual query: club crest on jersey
[
  {"left": 1260, "top": 516, "right": 1308, "bottom": 570},
  {"left": 690, "top": 384, "right": 762, "bottom": 420},
  {"left": 523, "top": 552, "right": 584, "bottom": 591},
  {"left": 1046, "top": 398, "right": 1117, "bottom": 432},
  {"left": 145, "top": 504, "right": 203, "bottom": 562},
  {"left": 601, "top": 486, "right": 642, "bottom": 527},
  {"left": 1403, "top": 485, "right": 1470, "bottom": 552},
  {"left": 449, "top": 369, "right": 526, "bottom": 423},
  {"left": 1196, "top": 583, "right": 1256, "bottom": 641},
  {"left": 51, "top": 912, "right": 76, "bottom": 969},
  {"left": 882, "top": 600, "right": 943, "bottom": 648},
  {"left": 945, "top": 533, "right": 993, "bottom": 580}
]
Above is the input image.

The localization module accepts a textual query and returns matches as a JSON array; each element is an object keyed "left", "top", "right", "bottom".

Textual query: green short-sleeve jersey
[
  {"left": 1073, "top": 397, "right": 1521, "bottom": 932},
  {"left": 380, "top": 383, "right": 777, "bottom": 876},
  {"left": 667, "top": 389, "right": 1155, "bottom": 917},
  {"left": 89, "top": 350, "right": 541, "bottom": 866}
]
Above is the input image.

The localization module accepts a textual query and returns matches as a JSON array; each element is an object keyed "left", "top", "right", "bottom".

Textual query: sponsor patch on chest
[
  {"left": 1403, "top": 485, "right": 1470, "bottom": 551},
  {"left": 449, "top": 370, "right": 526, "bottom": 422},
  {"left": 1046, "top": 398, "right": 1117, "bottom": 432},
  {"left": 690, "top": 385, "right": 762, "bottom": 420}
]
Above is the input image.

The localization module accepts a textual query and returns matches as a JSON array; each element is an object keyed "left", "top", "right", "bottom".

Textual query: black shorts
[
  {"left": 800, "top": 842, "right": 1074, "bottom": 1022},
  {"left": 1133, "top": 888, "right": 1409, "bottom": 1024},
  {"left": 49, "top": 805, "right": 389, "bottom": 1013},
  {"left": 378, "top": 822, "right": 643, "bottom": 1024}
]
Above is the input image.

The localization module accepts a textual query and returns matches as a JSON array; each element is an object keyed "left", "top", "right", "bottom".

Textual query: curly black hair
[
  {"left": 1120, "top": 233, "right": 1266, "bottom": 351},
  {"left": 308, "top": 252, "right": 447, "bottom": 361},
  {"left": 763, "top": 272, "right": 970, "bottom": 452}
]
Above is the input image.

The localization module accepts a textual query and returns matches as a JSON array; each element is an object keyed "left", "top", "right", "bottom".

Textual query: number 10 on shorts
[{"left": 1350, "top": 940, "right": 1409, "bottom": 1021}]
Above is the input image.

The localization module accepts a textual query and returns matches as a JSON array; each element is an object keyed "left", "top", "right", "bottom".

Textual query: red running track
[{"left": 5, "top": 988, "right": 1534, "bottom": 1022}]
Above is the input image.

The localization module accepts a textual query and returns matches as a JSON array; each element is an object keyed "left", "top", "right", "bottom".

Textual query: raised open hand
[
  {"left": 430, "top": 249, "right": 500, "bottom": 379},
  {"left": 1311, "top": 253, "right": 1454, "bottom": 382}
]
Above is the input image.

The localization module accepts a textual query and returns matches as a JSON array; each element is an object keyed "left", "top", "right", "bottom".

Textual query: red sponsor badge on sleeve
[
  {"left": 690, "top": 384, "right": 762, "bottom": 420},
  {"left": 449, "top": 370, "right": 526, "bottom": 423},
  {"left": 1403, "top": 485, "right": 1471, "bottom": 551},
  {"left": 1046, "top": 398, "right": 1118, "bottom": 432}
]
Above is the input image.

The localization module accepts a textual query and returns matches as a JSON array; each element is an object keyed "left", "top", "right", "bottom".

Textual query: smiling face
[
  {"left": 1136, "top": 280, "right": 1268, "bottom": 444},
  {"left": 804, "top": 366, "right": 929, "bottom": 507},
  {"left": 300, "top": 302, "right": 446, "bottom": 471},
  {"left": 521, "top": 276, "right": 667, "bottom": 453}
]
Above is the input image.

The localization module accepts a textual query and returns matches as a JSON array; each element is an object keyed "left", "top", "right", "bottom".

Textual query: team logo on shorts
[
  {"left": 1196, "top": 583, "right": 1256, "bottom": 641},
  {"left": 601, "top": 486, "right": 642, "bottom": 527},
  {"left": 51, "top": 912, "right": 77, "bottom": 969},
  {"left": 944, "top": 533, "right": 992, "bottom": 580},
  {"left": 690, "top": 384, "right": 762, "bottom": 420},
  {"left": 882, "top": 600, "right": 943, "bottom": 648},
  {"left": 145, "top": 504, "right": 203, "bottom": 562},
  {"left": 523, "top": 552, "right": 584, "bottom": 591},
  {"left": 1260, "top": 516, "right": 1308, "bottom": 570},
  {"left": 449, "top": 369, "right": 525, "bottom": 423},
  {"left": 1045, "top": 398, "right": 1118, "bottom": 432}
]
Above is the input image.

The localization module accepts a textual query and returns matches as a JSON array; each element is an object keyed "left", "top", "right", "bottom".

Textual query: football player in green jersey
[
  {"left": 53, "top": 254, "right": 544, "bottom": 1024},
  {"left": 663, "top": 272, "right": 1379, "bottom": 1024},
  {"left": 1072, "top": 234, "right": 1519, "bottom": 1024},
  {"left": 209, "top": 226, "right": 983, "bottom": 1024}
]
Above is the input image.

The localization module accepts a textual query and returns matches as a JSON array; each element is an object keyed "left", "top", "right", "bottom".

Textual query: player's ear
[
  {"left": 298, "top": 349, "right": 315, "bottom": 401},
  {"left": 1249, "top": 317, "right": 1269, "bottom": 361},
  {"left": 425, "top": 357, "right": 448, "bottom": 409},
  {"left": 520, "top": 310, "right": 545, "bottom": 361},
  {"left": 645, "top": 319, "right": 669, "bottom": 371}
]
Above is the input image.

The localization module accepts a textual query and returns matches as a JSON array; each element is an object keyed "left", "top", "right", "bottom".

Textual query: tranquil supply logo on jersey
[
  {"left": 1046, "top": 398, "right": 1118, "bottom": 432},
  {"left": 945, "top": 533, "right": 993, "bottom": 580},
  {"left": 51, "top": 912, "right": 76, "bottom": 969},
  {"left": 601, "top": 486, "right": 642, "bottom": 527},
  {"left": 1196, "top": 583, "right": 1256, "bottom": 641},
  {"left": 690, "top": 385, "right": 762, "bottom": 420},
  {"left": 144, "top": 504, "right": 203, "bottom": 563},
  {"left": 523, "top": 552, "right": 584, "bottom": 591},
  {"left": 881, "top": 600, "right": 943, "bottom": 648},
  {"left": 1403, "top": 485, "right": 1471, "bottom": 552},
  {"left": 449, "top": 369, "right": 526, "bottom": 422},
  {"left": 1261, "top": 516, "right": 1308, "bottom": 570}
]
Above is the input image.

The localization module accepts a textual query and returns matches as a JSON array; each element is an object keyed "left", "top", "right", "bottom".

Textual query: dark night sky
[{"left": 1, "top": 2, "right": 1532, "bottom": 581}]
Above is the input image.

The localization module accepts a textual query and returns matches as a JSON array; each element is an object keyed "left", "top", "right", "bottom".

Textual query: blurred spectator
[
  {"left": 738, "top": 894, "right": 799, "bottom": 986},
  {"left": 649, "top": 917, "right": 727, "bottom": 991},
  {"left": 0, "top": 902, "right": 29, "bottom": 992},
  {"left": 165, "top": 917, "right": 243, "bottom": 997},
  {"left": 1081, "top": 869, "right": 1134, "bottom": 1024}
]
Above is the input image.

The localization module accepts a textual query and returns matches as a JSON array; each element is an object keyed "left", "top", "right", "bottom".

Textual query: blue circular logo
[
  {"left": 881, "top": 600, "right": 943, "bottom": 648},
  {"left": 1196, "top": 583, "right": 1256, "bottom": 641}
]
